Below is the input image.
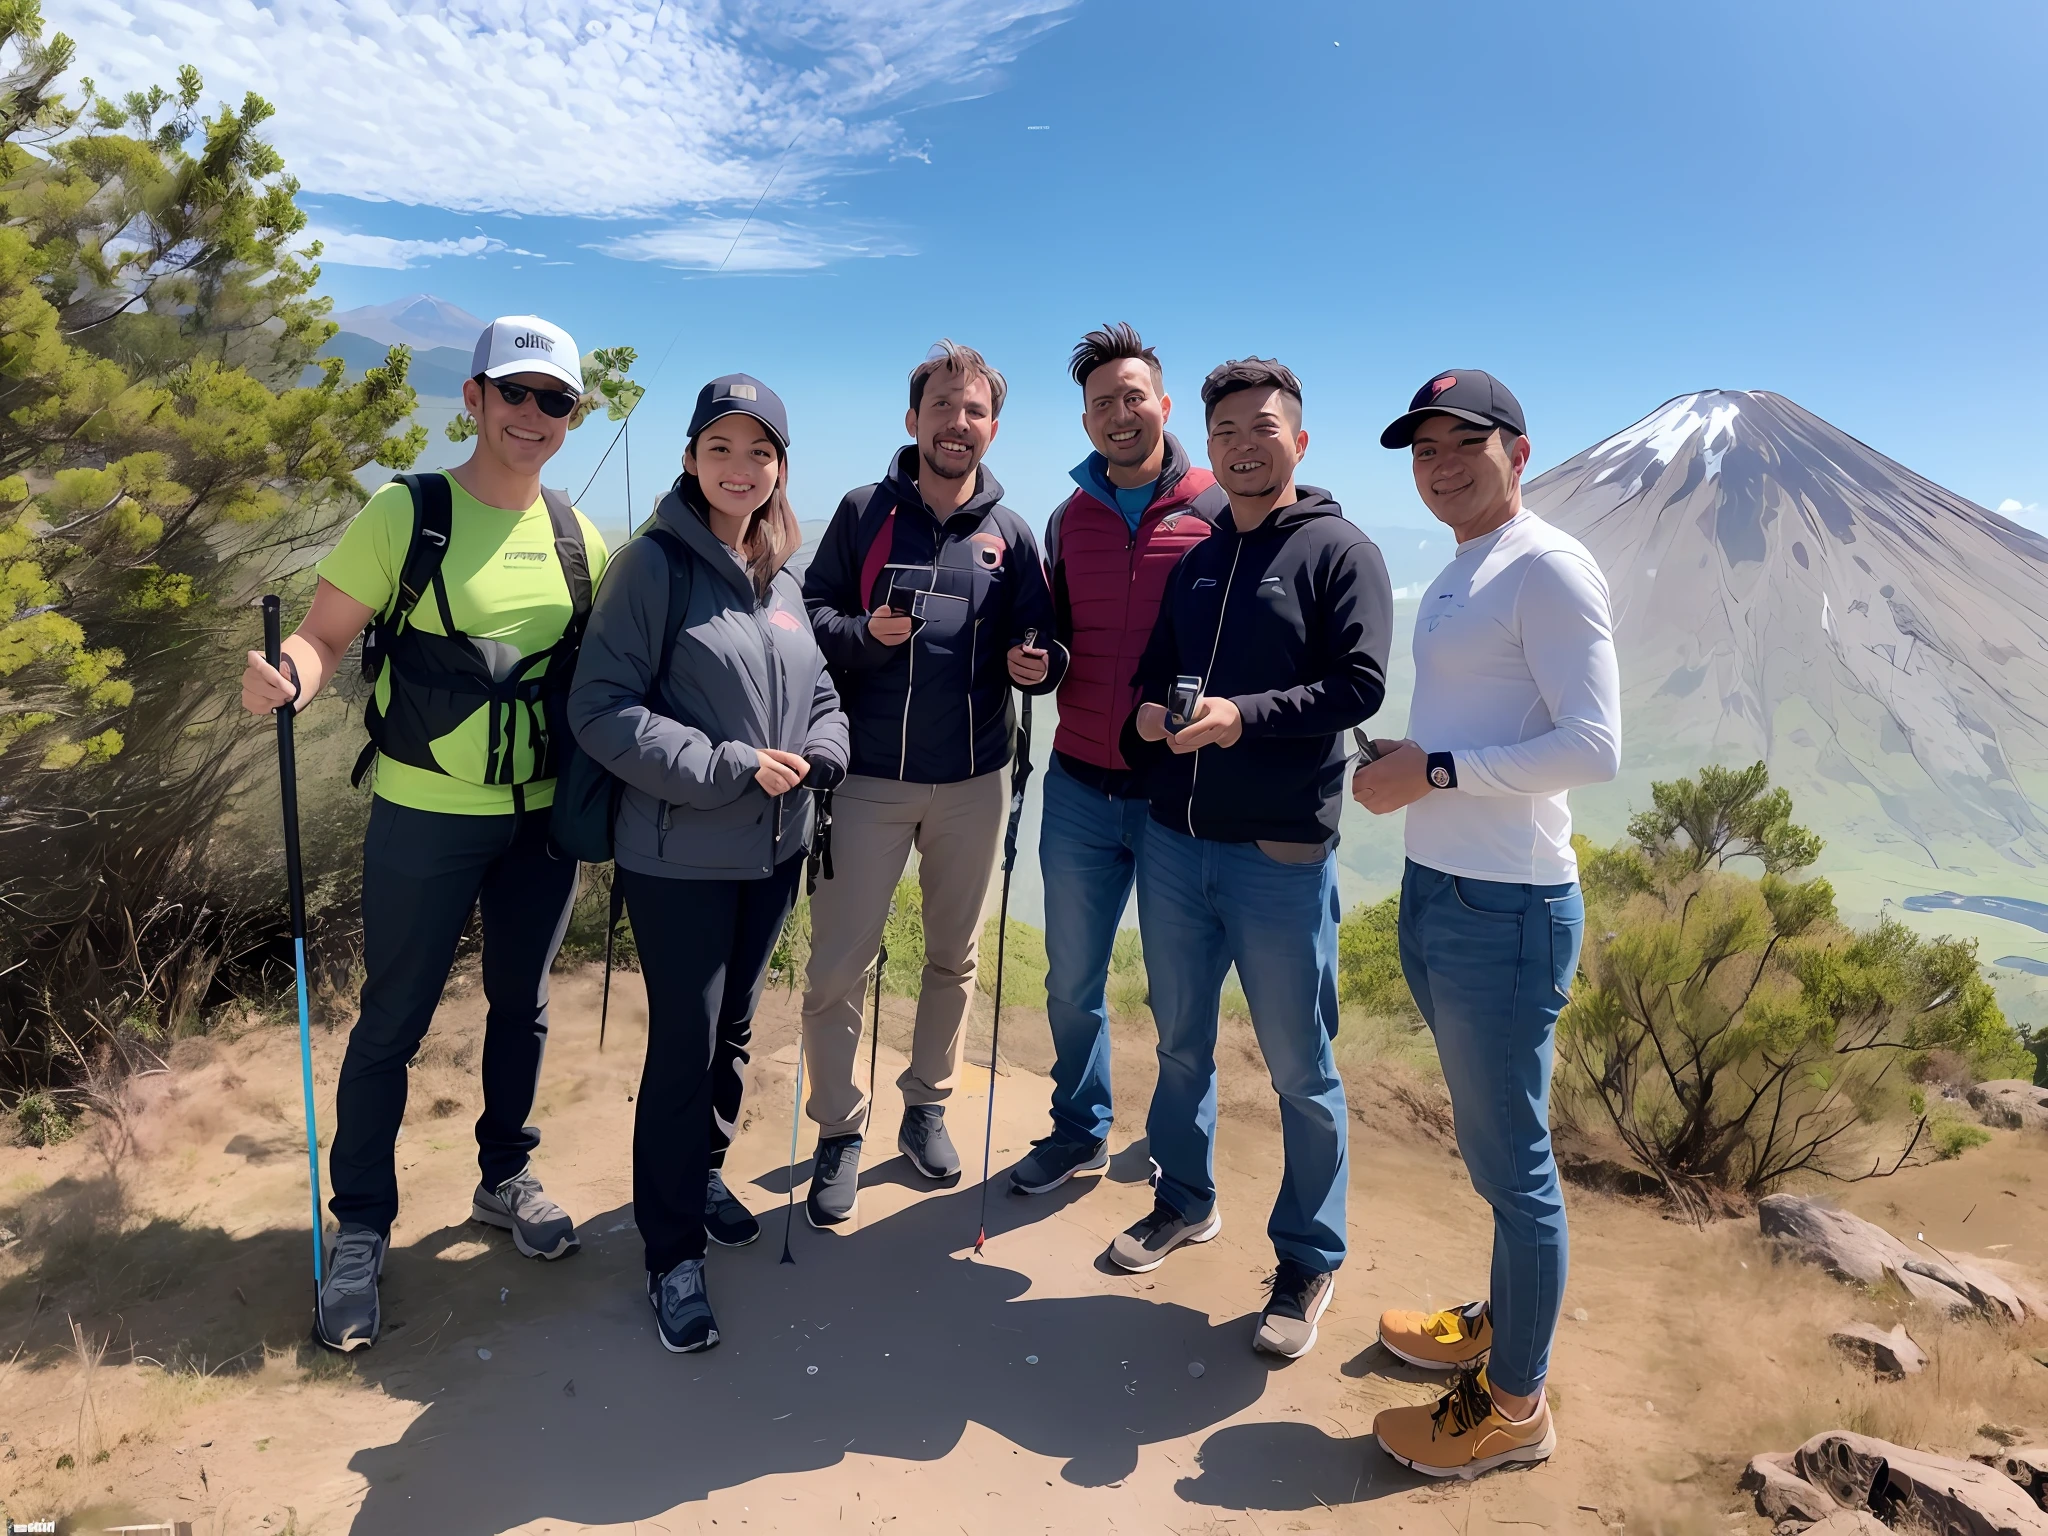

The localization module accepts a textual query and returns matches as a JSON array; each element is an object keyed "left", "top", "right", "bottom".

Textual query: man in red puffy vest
[{"left": 1008, "top": 323, "right": 1223, "bottom": 1197}]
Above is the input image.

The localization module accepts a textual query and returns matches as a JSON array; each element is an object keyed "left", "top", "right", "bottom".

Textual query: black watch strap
[{"left": 1425, "top": 751, "right": 1457, "bottom": 791}]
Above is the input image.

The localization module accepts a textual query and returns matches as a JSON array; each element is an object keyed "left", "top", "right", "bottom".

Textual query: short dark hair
[
  {"left": 1069, "top": 322, "right": 1162, "bottom": 393},
  {"left": 909, "top": 340, "right": 1007, "bottom": 418},
  {"left": 1201, "top": 357, "right": 1303, "bottom": 428}
]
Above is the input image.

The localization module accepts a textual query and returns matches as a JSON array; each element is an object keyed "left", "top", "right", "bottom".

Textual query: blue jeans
[
  {"left": 1136, "top": 819, "right": 1348, "bottom": 1273},
  {"left": 1038, "top": 758, "right": 1151, "bottom": 1147},
  {"left": 1397, "top": 860, "right": 1584, "bottom": 1398}
]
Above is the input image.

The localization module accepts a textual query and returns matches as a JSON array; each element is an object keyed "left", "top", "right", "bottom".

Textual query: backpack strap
[
  {"left": 352, "top": 472, "right": 455, "bottom": 787},
  {"left": 392, "top": 472, "right": 454, "bottom": 630},
  {"left": 642, "top": 527, "right": 692, "bottom": 706},
  {"left": 856, "top": 496, "right": 899, "bottom": 612},
  {"left": 540, "top": 486, "right": 591, "bottom": 620}
]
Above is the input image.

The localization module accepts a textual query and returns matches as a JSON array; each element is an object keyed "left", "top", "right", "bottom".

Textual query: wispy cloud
[
  {"left": 306, "top": 229, "right": 505, "bottom": 270},
  {"left": 593, "top": 217, "right": 912, "bottom": 272},
  {"left": 62, "top": 0, "right": 1081, "bottom": 221}
]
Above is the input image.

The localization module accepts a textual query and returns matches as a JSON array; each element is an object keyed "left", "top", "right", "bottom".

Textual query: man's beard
[{"left": 919, "top": 444, "right": 975, "bottom": 483}]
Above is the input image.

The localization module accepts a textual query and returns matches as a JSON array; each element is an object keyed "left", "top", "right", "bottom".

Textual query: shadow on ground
[
  {"left": 0, "top": 1155, "right": 1416, "bottom": 1528},
  {"left": 339, "top": 1176, "right": 1279, "bottom": 1532}
]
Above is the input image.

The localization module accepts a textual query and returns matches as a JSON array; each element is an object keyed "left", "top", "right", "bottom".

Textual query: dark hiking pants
[
  {"left": 328, "top": 799, "right": 579, "bottom": 1236},
  {"left": 619, "top": 856, "right": 803, "bottom": 1276}
]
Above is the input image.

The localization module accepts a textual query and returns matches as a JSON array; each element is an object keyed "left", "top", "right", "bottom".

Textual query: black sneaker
[
  {"left": 315, "top": 1225, "right": 386, "bottom": 1353},
  {"left": 806, "top": 1133, "right": 862, "bottom": 1228},
  {"left": 1254, "top": 1259, "right": 1335, "bottom": 1359},
  {"left": 647, "top": 1260, "right": 718, "bottom": 1353},
  {"left": 898, "top": 1104, "right": 960, "bottom": 1181},
  {"left": 1009, "top": 1137, "right": 1109, "bottom": 1196},
  {"left": 1106, "top": 1197, "right": 1223, "bottom": 1273},
  {"left": 705, "top": 1170, "right": 759, "bottom": 1248}
]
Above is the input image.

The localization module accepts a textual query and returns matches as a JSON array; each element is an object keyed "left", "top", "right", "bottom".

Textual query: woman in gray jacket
[{"left": 569, "top": 375, "right": 848, "bottom": 1354}]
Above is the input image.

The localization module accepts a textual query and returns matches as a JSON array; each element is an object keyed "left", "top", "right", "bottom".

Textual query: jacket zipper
[
  {"left": 758, "top": 593, "right": 784, "bottom": 870},
  {"left": 1187, "top": 534, "right": 1243, "bottom": 838},
  {"left": 967, "top": 618, "right": 979, "bottom": 777}
]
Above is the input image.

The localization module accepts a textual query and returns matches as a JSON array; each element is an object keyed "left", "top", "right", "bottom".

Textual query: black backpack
[
  {"left": 545, "top": 525, "right": 692, "bottom": 1045},
  {"left": 352, "top": 472, "right": 592, "bottom": 816}
]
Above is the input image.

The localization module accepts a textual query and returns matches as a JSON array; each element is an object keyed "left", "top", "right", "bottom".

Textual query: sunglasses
[{"left": 478, "top": 376, "right": 579, "bottom": 419}]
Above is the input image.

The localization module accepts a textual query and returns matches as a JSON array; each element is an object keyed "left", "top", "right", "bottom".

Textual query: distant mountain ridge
[
  {"left": 1525, "top": 389, "right": 2048, "bottom": 879},
  {"left": 332, "top": 293, "right": 485, "bottom": 352}
]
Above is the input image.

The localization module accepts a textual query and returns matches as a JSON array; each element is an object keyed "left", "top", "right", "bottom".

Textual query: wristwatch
[{"left": 1425, "top": 751, "right": 1457, "bottom": 791}]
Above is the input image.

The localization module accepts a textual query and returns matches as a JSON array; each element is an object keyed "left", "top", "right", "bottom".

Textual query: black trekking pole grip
[{"left": 262, "top": 597, "right": 307, "bottom": 942}]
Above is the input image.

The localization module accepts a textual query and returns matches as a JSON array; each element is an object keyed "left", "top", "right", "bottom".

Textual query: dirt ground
[{"left": 1, "top": 963, "right": 2044, "bottom": 1535}]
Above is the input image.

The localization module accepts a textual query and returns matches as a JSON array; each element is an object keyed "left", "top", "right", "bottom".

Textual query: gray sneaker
[
  {"left": 647, "top": 1259, "right": 719, "bottom": 1353},
  {"left": 1009, "top": 1137, "right": 1109, "bottom": 1196},
  {"left": 472, "top": 1169, "right": 580, "bottom": 1259},
  {"left": 1107, "top": 1197, "right": 1223, "bottom": 1273},
  {"left": 315, "top": 1225, "right": 385, "bottom": 1353},
  {"left": 806, "top": 1133, "right": 862, "bottom": 1228},
  {"left": 898, "top": 1104, "right": 960, "bottom": 1181},
  {"left": 1253, "top": 1259, "right": 1335, "bottom": 1359}
]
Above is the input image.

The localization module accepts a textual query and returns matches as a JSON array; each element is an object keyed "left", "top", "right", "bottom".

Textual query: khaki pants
[{"left": 800, "top": 771, "right": 1006, "bottom": 1137}]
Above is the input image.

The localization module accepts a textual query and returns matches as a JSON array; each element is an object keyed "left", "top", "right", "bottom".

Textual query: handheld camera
[{"left": 1167, "top": 675, "right": 1203, "bottom": 731}]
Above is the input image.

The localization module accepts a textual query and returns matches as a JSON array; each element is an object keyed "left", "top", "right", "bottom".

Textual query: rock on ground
[
  {"left": 1970, "top": 1079, "right": 2048, "bottom": 1133},
  {"left": 1743, "top": 1451, "right": 1840, "bottom": 1523},
  {"left": 1758, "top": 1193, "right": 2034, "bottom": 1322},
  {"left": 1828, "top": 1322, "right": 1927, "bottom": 1378},
  {"left": 1793, "top": 1430, "right": 2048, "bottom": 1535},
  {"left": 1974, "top": 1448, "right": 2048, "bottom": 1511}
]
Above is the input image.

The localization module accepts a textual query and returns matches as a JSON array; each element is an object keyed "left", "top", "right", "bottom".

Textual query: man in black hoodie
[
  {"left": 799, "top": 342, "right": 1066, "bottom": 1229},
  {"left": 1112, "top": 358, "right": 1392, "bottom": 1362}
]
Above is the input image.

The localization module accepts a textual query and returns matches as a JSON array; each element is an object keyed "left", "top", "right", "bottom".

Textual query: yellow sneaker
[
  {"left": 1373, "top": 1367, "right": 1555, "bottom": 1480},
  {"left": 1377, "top": 1299, "right": 1491, "bottom": 1370}
]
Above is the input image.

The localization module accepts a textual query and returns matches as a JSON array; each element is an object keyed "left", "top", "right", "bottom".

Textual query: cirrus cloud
[
  {"left": 593, "top": 216, "right": 912, "bottom": 270},
  {"left": 306, "top": 228, "right": 515, "bottom": 269},
  {"left": 58, "top": 0, "right": 1080, "bottom": 221}
]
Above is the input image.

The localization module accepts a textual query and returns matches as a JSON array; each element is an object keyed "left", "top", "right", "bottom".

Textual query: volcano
[{"left": 1522, "top": 390, "right": 2048, "bottom": 883}]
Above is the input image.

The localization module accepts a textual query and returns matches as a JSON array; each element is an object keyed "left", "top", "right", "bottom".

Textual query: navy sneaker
[
  {"left": 705, "top": 1170, "right": 759, "bottom": 1248},
  {"left": 898, "top": 1104, "right": 960, "bottom": 1181},
  {"left": 1009, "top": 1137, "right": 1109, "bottom": 1196},
  {"left": 807, "top": 1133, "right": 862, "bottom": 1228},
  {"left": 648, "top": 1260, "right": 719, "bottom": 1353}
]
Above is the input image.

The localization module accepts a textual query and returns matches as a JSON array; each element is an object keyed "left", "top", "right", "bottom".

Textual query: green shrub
[
  {"left": 1929, "top": 1111, "right": 1991, "bottom": 1160},
  {"left": 1338, "top": 895, "right": 1418, "bottom": 1019},
  {"left": 13, "top": 1089, "right": 75, "bottom": 1146},
  {"left": 1562, "top": 764, "right": 2032, "bottom": 1213}
]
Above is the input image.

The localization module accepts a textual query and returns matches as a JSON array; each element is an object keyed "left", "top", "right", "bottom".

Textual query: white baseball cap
[{"left": 471, "top": 314, "right": 583, "bottom": 393}]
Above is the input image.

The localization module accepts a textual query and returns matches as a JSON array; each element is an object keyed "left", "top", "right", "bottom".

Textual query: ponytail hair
[{"left": 675, "top": 447, "right": 800, "bottom": 600}]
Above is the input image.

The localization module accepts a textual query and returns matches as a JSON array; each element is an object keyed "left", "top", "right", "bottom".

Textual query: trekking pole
[
  {"left": 263, "top": 596, "right": 325, "bottom": 1301},
  {"left": 868, "top": 931, "right": 887, "bottom": 1109},
  {"left": 974, "top": 690, "right": 1034, "bottom": 1255},
  {"left": 779, "top": 1042, "right": 805, "bottom": 1265}
]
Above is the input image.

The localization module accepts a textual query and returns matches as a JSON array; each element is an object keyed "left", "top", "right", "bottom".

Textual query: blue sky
[{"left": 68, "top": 0, "right": 2048, "bottom": 541}]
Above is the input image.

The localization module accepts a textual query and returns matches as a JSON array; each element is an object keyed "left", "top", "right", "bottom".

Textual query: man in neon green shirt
[{"left": 242, "top": 314, "right": 608, "bottom": 1352}]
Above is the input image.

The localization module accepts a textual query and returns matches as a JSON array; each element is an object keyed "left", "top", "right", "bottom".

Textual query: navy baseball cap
[
  {"left": 1380, "top": 370, "right": 1526, "bottom": 449},
  {"left": 688, "top": 374, "right": 790, "bottom": 449}
]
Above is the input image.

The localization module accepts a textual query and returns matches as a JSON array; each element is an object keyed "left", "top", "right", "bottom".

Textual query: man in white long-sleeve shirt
[{"left": 1350, "top": 370, "right": 1619, "bottom": 1481}]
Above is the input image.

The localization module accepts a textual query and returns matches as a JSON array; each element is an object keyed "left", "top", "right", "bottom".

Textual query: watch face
[{"left": 1429, "top": 765, "right": 1452, "bottom": 788}]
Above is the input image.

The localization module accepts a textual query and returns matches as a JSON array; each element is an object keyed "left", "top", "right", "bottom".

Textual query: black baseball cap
[
  {"left": 688, "top": 373, "right": 790, "bottom": 449},
  {"left": 1380, "top": 370, "right": 1526, "bottom": 449}
]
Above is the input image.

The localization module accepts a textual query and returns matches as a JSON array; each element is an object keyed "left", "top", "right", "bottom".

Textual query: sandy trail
[{"left": 1, "top": 964, "right": 2044, "bottom": 1534}]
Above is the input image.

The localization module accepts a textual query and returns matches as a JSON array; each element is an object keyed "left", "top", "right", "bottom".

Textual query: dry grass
[{"left": 1630, "top": 1223, "right": 2048, "bottom": 1475}]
